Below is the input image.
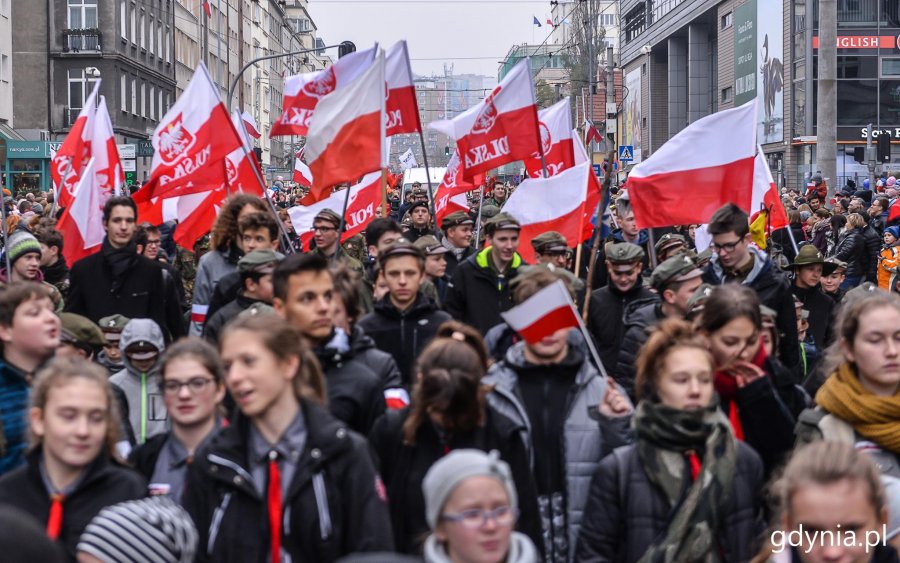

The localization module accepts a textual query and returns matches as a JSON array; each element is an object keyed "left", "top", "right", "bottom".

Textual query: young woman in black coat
[
  {"left": 0, "top": 357, "right": 145, "bottom": 561},
  {"left": 576, "top": 319, "right": 765, "bottom": 562},
  {"left": 368, "top": 321, "right": 542, "bottom": 555},
  {"left": 182, "top": 313, "right": 394, "bottom": 563}
]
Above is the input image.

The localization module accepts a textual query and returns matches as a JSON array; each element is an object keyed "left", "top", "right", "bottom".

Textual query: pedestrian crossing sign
[{"left": 619, "top": 145, "right": 634, "bottom": 162}]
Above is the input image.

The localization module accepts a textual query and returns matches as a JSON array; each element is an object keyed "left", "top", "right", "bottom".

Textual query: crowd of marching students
[{"left": 0, "top": 174, "right": 896, "bottom": 563}]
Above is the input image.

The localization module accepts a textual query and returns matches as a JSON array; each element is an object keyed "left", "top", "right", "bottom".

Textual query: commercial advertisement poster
[
  {"left": 757, "top": 0, "right": 784, "bottom": 144},
  {"left": 622, "top": 67, "right": 642, "bottom": 164},
  {"left": 734, "top": 0, "right": 757, "bottom": 106}
]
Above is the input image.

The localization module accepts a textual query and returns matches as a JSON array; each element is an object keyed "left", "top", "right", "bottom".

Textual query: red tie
[
  {"left": 46, "top": 493, "right": 64, "bottom": 539},
  {"left": 267, "top": 452, "right": 282, "bottom": 563},
  {"left": 688, "top": 451, "right": 702, "bottom": 482},
  {"left": 728, "top": 401, "right": 745, "bottom": 441}
]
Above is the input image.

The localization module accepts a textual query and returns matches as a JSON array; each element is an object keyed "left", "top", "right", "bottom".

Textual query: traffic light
[
  {"left": 445, "top": 144, "right": 451, "bottom": 157},
  {"left": 338, "top": 41, "right": 356, "bottom": 59},
  {"left": 853, "top": 146, "right": 865, "bottom": 164},
  {"left": 877, "top": 132, "right": 892, "bottom": 163}
]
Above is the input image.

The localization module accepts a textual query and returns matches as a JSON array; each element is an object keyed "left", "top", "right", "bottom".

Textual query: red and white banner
[
  {"left": 135, "top": 62, "right": 244, "bottom": 203},
  {"left": 293, "top": 156, "right": 313, "bottom": 187},
  {"left": 627, "top": 100, "right": 758, "bottom": 229},
  {"left": 501, "top": 162, "right": 591, "bottom": 263},
  {"left": 57, "top": 158, "right": 106, "bottom": 265},
  {"left": 501, "top": 279, "right": 580, "bottom": 344},
  {"left": 573, "top": 131, "right": 603, "bottom": 241},
  {"left": 287, "top": 171, "right": 382, "bottom": 248},
  {"left": 385, "top": 40, "right": 421, "bottom": 136},
  {"left": 271, "top": 45, "right": 378, "bottom": 137},
  {"left": 437, "top": 149, "right": 485, "bottom": 197},
  {"left": 241, "top": 111, "right": 261, "bottom": 139},
  {"left": 524, "top": 97, "right": 574, "bottom": 178},
  {"left": 305, "top": 50, "right": 385, "bottom": 201},
  {"left": 750, "top": 147, "right": 789, "bottom": 231},
  {"left": 434, "top": 184, "right": 470, "bottom": 227},
  {"left": 429, "top": 58, "right": 540, "bottom": 180}
]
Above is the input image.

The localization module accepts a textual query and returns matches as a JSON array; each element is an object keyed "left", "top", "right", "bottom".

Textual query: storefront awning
[{"left": 0, "top": 123, "right": 25, "bottom": 142}]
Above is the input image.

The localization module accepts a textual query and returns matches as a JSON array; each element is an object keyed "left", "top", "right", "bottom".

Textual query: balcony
[{"left": 62, "top": 29, "right": 102, "bottom": 53}]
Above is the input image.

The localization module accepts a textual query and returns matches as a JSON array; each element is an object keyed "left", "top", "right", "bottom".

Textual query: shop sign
[{"left": 6, "top": 141, "right": 50, "bottom": 159}]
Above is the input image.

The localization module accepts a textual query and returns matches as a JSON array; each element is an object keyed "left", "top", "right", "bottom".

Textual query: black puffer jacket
[
  {"left": 443, "top": 248, "right": 523, "bottom": 334},
  {"left": 0, "top": 450, "right": 146, "bottom": 561},
  {"left": 860, "top": 223, "right": 882, "bottom": 282},
  {"left": 357, "top": 294, "right": 452, "bottom": 388},
  {"left": 368, "top": 407, "right": 542, "bottom": 555},
  {"left": 348, "top": 325, "right": 403, "bottom": 391},
  {"left": 791, "top": 285, "right": 836, "bottom": 351},
  {"left": 614, "top": 299, "right": 664, "bottom": 399},
  {"left": 314, "top": 335, "right": 386, "bottom": 436},
  {"left": 183, "top": 401, "right": 394, "bottom": 563},
  {"left": 575, "top": 441, "right": 764, "bottom": 563},
  {"left": 587, "top": 283, "right": 656, "bottom": 375},
  {"left": 832, "top": 228, "right": 866, "bottom": 279}
]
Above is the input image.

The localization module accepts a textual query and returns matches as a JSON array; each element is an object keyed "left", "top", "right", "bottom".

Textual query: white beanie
[{"left": 421, "top": 449, "right": 518, "bottom": 529}]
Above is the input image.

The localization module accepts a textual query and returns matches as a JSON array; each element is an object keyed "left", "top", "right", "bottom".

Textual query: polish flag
[
  {"left": 524, "top": 97, "right": 574, "bottom": 178},
  {"left": 627, "top": 100, "right": 758, "bottom": 229},
  {"left": 749, "top": 147, "right": 789, "bottom": 231},
  {"left": 385, "top": 40, "right": 421, "bottom": 136},
  {"left": 384, "top": 388, "right": 410, "bottom": 410},
  {"left": 57, "top": 158, "right": 106, "bottom": 265},
  {"left": 573, "top": 131, "right": 604, "bottom": 241},
  {"left": 890, "top": 200, "right": 900, "bottom": 224},
  {"left": 202, "top": 0, "right": 211, "bottom": 18},
  {"left": 438, "top": 149, "right": 485, "bottom": 197},
  {"left": 304, "top": 50, "right": 385, "bottom": 202},
  {"left": 502, "top": 162, "right": 591, "bottom": 263},
  {"left": 429, "top": 58, "right": 541, "bottom": 180},
  {"left": 585, "top": 121, "right": 603, "bottom": 146},
  {"left": 293, "top": 156, "right": 313, "bottom": 188},
  {"left": 51, "top": 82, "right": 98, "bottom": 208},
  {"left": 241, "top": 111, "right": 261, "bottom": 139},
  {"left": 271, "top": 45, "right": 378, "bottom": 137},
  {"left": 287, "top": 171, "right": 383, "bottom": 248},
  {"left": 135, "top": 62, "right": 243, "bottom": 202},
  {"left": 501, "top": 279, "right": 580, "bottom": 344},
  {"left": 434, "top": 184, "right": 469, "bottom": 227}
]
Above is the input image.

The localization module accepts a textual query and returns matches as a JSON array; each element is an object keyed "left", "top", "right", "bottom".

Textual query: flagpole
[
  {"left": 418, "top": 131, "right": 436, "bottom": 215},
  {"left": 473, "top": 185, "right": 486, "bottom": 250},
  {"left": 581, "top": 144, "right": 617, "bottom": 320},
  {"left": 647, "top": 228, "right": 658, "bottom": 269},
  {"left": 334, "top": 183, "right": 353, "bottom": 261},
  {"left": 380, "top": 168, "right": 389, "bottom": 218}
]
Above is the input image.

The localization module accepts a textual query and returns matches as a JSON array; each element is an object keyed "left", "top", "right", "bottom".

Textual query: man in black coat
[
  {"left": 438, "top": 211, "right": 475, "bottom": 280},
  {"left": 789, "top": 245, "right": 836, "bottom": 354},
  {"left": 587, "top": 241, "right": 656, "bottom": 374},
  {"left": 66, "top": 196, "right": 185, "bottom": 342},
  {"left": 701, "top": 204, "right": 800, "bottom": 375},
  {"left": 357, "top": 243, "right": 451, "bottom": 388}
]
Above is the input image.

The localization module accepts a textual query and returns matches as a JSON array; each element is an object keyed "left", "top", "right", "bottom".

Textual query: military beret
[
  {"left": 650, "top": 253, "right": 703, "bottom": 291},
  {"left": 408, "top": 201, "right": 430, "bottom": 214},
  {"left": 477, "top": 204, "right": 501, "bottom": 220},
  {"left": 238, "top": 302, "right": 277, "bottom": 320},
  {"left": 379, "top": 241, "right": 425, "bottom": 267},
  {"left": 413, "top": 235, "right": 449, "bottom": 256},
  {"left": 98, "top": 314, "right": 130, "bottom": 343},
  {"left": 313, "top": 208, "right": 342, "bottom": 228},
  {"left": 531, "top": 231, "right": 569, "bottom": 254},
  {"left": 824, "top": 256, "right": 848, "bottom": 272},
  {"left": 238, "top": 250, "right": 284, "bottom": 275},
  {"left": 605, "top": 242, "right": 644, "bottom": 264},
  {"left": 441, "top": 211, "right": 474, "bottom": 230},
  {"left": 654, "top": 233, "right": 687, "bottom": 254},
  {"left": 484, "top": 212, "right": 520, "bottom": 235},
  {"left": 686, "top": 283, "right": 714, "bottom": 315},
  {"left": 59, "top": 313, "right": 106, "bottom": 350}
]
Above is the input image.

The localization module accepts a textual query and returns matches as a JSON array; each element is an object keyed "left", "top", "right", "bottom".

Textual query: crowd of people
[{"left": 0, "top": 173, "right": 896, "bottom": 563}]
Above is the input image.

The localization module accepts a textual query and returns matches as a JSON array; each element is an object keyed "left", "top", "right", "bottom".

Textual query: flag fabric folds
[
  {"left": 501, "top": 280, "right": 580, "bottom": 344},
  {"left": 524, "top": 97, "right": 574, "bottom": 178},
  {"left": 750, "top": 147, "right": 789, "bottom": 232},
  {"left": 385, "top": 40, "right": 422, "bottom": 136},
  {"left": 287, "top": 172, "right": 382, "bottom": 248}
]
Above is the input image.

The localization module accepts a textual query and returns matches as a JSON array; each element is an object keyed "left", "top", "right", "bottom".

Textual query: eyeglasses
[
  {"left": 710, "top": 239, "right": 744, "bottom": 253},
  {"left": 146, "top": 239, "right": 161, "bottom": 246},
  {"left": 162, "top": 377, "right": 215, "bottom": 395},
  {"left": 440, "top": 506, "right": 517, "bottom": 529}
]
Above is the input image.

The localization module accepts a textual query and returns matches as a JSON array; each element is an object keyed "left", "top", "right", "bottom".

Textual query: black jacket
[
  {"left": 575, "top": 441, "right": 764, "bottom": 563},
  {"left": 183, "top": 401, "right": 394, "bottom": 563},
  {"left": 443, "top": 247, "right": 524, "bottom": 334},
  {"left": 368, "top": 407, "right": 542, "bottom": 555},
  {"left": 0, "top": 450, "right": 146, "bottom": 561},
  {"left": 127, "top": 432, "right": 167, "bottom": 481},
  {"left": 401, "top": 226, "right": 435, "bottom": 244},
  {"left": 66, "top": 241, "right": 185, "bottom": 342},
  {"left": 205, "top": 271, "right": 242, "bottom": 324},
  {"left": 357, "top": 294, "right": 452, "bottom": 388},
  {"left": 832, "top": 229, "right": 866, "bottom": 279},
  {"left": 348, "top": 325, "right": 403, "bottom": 391},
  {"left": 614, "top": 299, "right": 664, "bottom": 399},
  {"left": 791, "top": 284, "right": 836, "bottom": 350},
  {"left": 442, "top": 245, "right": 475, "bottom": 281},
  {"left": 861, "top": 223, "right": 882, "bottom": 282},
  {"left": 587, "top": 283, "right": 657, "bottom": 375},
  {"left": 202, "top": 293, "right": 264, "bottom": 344},
  {"left": 314, "top": 339, "right": 387, "bottom": 436}
]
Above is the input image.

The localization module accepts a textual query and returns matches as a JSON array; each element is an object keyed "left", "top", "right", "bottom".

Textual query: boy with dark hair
[
  {"left": 357, "top": 243, "right": 451, "bottom": 387},
  {"left": 35, "top": 228, "right": 69, "bottom": 296},
  {"left": 365, "top": 218, "right": 404, "bottom": 260},
  {"left": 702, "top": 202, "right": 800, "bottom": 372},
  {"left": 272, "top": 253, "right": 385, "bottom": 434},
  {"left": 203, "top": 250, "right": 282, "bottom": 343},
  {"left": 0, "top": 282, "right": 60, "bottom": 474}
]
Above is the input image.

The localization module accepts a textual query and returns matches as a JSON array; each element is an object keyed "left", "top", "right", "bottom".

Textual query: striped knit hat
[
  {"left": 76, "top": 497, "right": 197, "bottom": 563},
  {"left": 6, "top": 230, "right": 42, "bottom": 265}
]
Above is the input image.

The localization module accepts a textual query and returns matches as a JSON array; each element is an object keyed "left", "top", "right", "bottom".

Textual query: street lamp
[{"left": 640, "top": 44, "right": 651, "bottom": 158}]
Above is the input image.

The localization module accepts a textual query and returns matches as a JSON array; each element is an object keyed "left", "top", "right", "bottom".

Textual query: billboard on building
[
  {"left": 623, "top": 67, "right": 642, "bottom": 164},
  {"left": 734, "top": 0, "right": 757, "bottom": 107},
  {"left": 734, "top": 0, "right": 784, "bottom": 144}
]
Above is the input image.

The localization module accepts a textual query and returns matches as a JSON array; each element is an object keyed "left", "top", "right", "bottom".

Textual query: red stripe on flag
[
  {"left": 515, "top": 305, "right": 580, "bottom": 344},
  {"left": 307, "top": 111, "right": 381, "bottom": 200}
]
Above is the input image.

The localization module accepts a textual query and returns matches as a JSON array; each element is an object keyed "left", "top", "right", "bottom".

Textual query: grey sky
[{"left": 308, "top": 0, "right": 555, "bottom": 78}]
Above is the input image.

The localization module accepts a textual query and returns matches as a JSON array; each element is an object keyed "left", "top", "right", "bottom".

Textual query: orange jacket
[{"left": 877, "top": 245, "right": 900, "bottom": 290}]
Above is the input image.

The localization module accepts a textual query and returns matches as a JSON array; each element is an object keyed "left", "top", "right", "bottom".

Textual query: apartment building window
[
  {"left": 141, "top": 82, "right": 146, "bottom": 117},
  {"left": 130, "top": 2, "right": 136, "bottom": 44},
  {"left": 120, "top": 0, "right": 126, "bottom": 38},
  {"left": 253, "top": 1, "right": 260, "bottom": 22},
  {"left": 131, "top": 77, "right": 137, "bottom": 114},
  {"left": 149, "top": 16, "right": 154, "bottom": 54},
  {"left": 68, "top": 68, "right": 99, "bottom": 114},
  {"left": 157, "top": 23, "right": 162, "bottom": 59},
  {"left": 159, "top": 89, "right": 164, "bottom": 118},
  {"left": 68, "top": 0, "right": 97, "bottom": 29},
  {"left": 721, "top": 11, "right": 733, "bottom": 29},
  {"left": 121, "top": 74, "right": 127, "bottom": 111},
  {"left": 600, "top": 13, "right": 615, "bottom": 26},
  {"left": 150, "top": 86, "right": 155, "bottom": 119},
  {"left": 0, "top": 55, "right": 8, "bottom": 83},
  {"left": 165, "top": 27, "right": 170, "bottom": 63},
  {"left": 721, "top": 86, "right": 733, "bottom": 103},
  {"left": 140, "top": 11, "right": 145, "bottom": 49},
  {"left": 623, "top": 4, "right": 646, "bottom": 44}
]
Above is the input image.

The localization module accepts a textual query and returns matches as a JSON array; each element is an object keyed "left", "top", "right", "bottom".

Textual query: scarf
[
  {"left": 815, "top": 362, "right": 900, "bottom": 454},
  {"left": 634, "top": 399, "right": 737, "bottom": 563},
  {"left": 101, "top": 238, "right": 138, "bottom": 294},
  {"left": 423, "top": 531, "right": 538, "bottom": 563}
]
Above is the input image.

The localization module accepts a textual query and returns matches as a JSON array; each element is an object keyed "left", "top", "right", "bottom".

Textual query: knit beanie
[
  {"left": 76, "top": 497, "right": 198, "bottom": 563},
  {"left": 6, "top": 230, "right": 41, "bottom": 265},
  {"left": 421, "top": 449, "right": 518, "bottom": 529},
  {"left": 885, "top": 226, "right": 900, "bottom": 240}
]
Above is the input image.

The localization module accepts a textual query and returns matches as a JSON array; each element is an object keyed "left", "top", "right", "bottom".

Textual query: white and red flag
[
  {"left": 501, "top": 162, "right": 591, "bottom": 263},
  {"left": 385, "top": 40, "right": 421, "bottom": 136},
  {"left": 750, "top": 147, "right": 789, "bottom": 231},
  {"left": 573, "top": 130, "right": 604, "bottom": 241},
  {"left": 584, "top": 121, "right": 603, "bottom": 146},
  {"left": 524, "top": 97, "right": 574, "bottom": 178},
  {"left": 304, "top": 50, "right": 385, "bottom": 202},
  {"left": 293, "top": 155, "right": 313, "bottom": 187},
  {"left": 135, "top": 62, "right": 242, "bottom": 203},
  {"left": 271, "top": 46, "right": 378, "bottom": 137},
  {"left": 434, "top": 185, "right": 469, "bottom": 227},
  {"left": 627, "top": 100, "right": 758, "bottom": 229},
  {"left": 429, "top": 58, "right": 541, "bottom": 180},
  {"left": 57, "top": 158, "right": 106, "bottom": 265},
  {"left": 501, "top": 279, "right": 580, "bottom": 344},
  {"left": 241, "top": 111, "right": 261, "bottom": 139},
  {"left": 437, "top": 149, "right": 485, "bottom": 197},
  {"left": 287, "top": 171, "right": 382, "bottom": 248},
  {"left": 202, "top": 0, "right": 211, "bottom": 18}
]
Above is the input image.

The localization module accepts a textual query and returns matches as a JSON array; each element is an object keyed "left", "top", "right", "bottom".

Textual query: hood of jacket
[
  {"left": 119, "top": 318, "right": 166, "bottom": 374},
  {"left": 612, "top": 228, "right": 650, "bottom": 246},
  {"left": 622, "top": 298, "right": 663, "bottom": 329},
  {"left": 472, "top": 246, "right": 523, "bottom": 273},
  {"left": 707, "top": 245, "right": 771, "bottom": 286},
  {"left": 348, "top": 324, "right": 376, "bottom": 355},
  {"left": 423, "top": 531, "right": 538, "bottom": 563},
  {"left": 372, "top": 292, "right": 440, "bottom": 320},
  {"left": 486, "top": 339, "right": 596, "bottom": 390}
]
